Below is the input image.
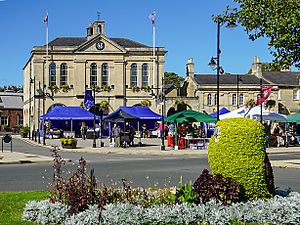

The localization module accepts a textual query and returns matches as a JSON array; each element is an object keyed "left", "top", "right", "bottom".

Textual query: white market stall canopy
[{"left": 219, "top": 106, "right": 287, "bottom": 121}]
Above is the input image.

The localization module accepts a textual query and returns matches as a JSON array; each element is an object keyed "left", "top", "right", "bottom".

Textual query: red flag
[{"left": 257, "top": 86, "right": 272, "bottom": 105}]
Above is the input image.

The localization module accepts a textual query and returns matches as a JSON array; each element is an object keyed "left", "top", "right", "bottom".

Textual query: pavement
[{"left": 1, "top": 135, "right": 300, "bottom": 169}]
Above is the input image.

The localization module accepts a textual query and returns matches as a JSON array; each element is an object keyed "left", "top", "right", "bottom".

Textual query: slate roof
[
  {"left": 194, "top": 74, "right": 269, "bottom": 85},
  {"left": 0, "top": 92, "right": 23, "bottom": 109},
  {"left": 163, "top": 84, "right": 175, "bottom": 95},
  {"left": 48, "top": 37, "right": 150, "bottom": 48},
  {"left": 110, "top": 38, "right": 149, "bottom": 48},
  {"left": 49, "top": 37, "right": 86, "bottom": 46},
  {"left": 262, "top": 71, "right": 299, "bottom": 86},
  {"left": 193, "top": 72, "right": 299, "bottom": 87}
]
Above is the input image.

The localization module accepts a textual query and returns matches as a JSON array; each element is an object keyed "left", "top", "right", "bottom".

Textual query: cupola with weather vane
[{"left": 86, "top": 12, "right": 105, "bottom": 40}]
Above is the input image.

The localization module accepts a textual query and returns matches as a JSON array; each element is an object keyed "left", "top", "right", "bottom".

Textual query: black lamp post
[
  {"left": 37, "top": 81, "right": 41, "bottom": 144},
  {"left": 28, "top": 77, "right": 34, "bottom": 139},
  {"left": 92, "top": 87, "right": 96, "bottom": 148},
  {"left": 91, "top": 86, "right": 106, "bottom": 148},
  {"left": 99, "top": 108, "right": 104, "bottom": 147},
  {"left": 208, "top": 18, "right": 237, "bottom": 121},
  {"left": 150, "top": 80, "right": 166, "bottom": 151},
  {"left": 160, "top": 76, "right": 165, "bottom": 151},
  {"left": 260, "top": 78, "right": 263, "bottom": 124},
  {"left": 236, "top": 75, "right": 243, "bottom": 109}
]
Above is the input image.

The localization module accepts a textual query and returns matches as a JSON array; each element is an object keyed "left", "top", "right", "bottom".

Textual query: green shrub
[
  {"left": 193, "top": 169, "right": 241, "bottom": 205},
  {"left": 165, "top": 177, "right": 198, "bottom": 205},
  {"left": 20, "top": 125, "right": 29, "bottom": 138},
  {"left": 208, "top": 118, "right": 274, "bottom": 200}
]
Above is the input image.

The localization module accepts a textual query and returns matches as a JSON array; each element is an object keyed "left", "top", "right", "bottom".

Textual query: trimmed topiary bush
[{"left": 208, "top": 118, "right": 274, "bottom": 200}]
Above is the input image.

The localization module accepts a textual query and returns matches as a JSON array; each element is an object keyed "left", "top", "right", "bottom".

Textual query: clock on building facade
[{"left": 96, "top": 41, "right": 105, "bottom": 50}]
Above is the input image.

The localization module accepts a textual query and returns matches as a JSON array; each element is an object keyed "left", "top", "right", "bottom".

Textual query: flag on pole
[
  {"left": 43, "top": 12, "right": 48, "bottom": 23},
  {"left": 256, "top": 86, "right": 272, "bottom": 105},
  {"left": 84, "top": 90, "right": 94, "bottom": 110},
  {"left": 148, "top": 12, "right": 156, "bottom": 25}
]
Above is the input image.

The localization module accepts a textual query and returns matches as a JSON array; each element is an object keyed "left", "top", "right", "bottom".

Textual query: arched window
[
  {"left": 60, "top": 63, "right": 68, "bottom": 86},
  {"left": 142, "top": 63, "right": 148, "bottom": 87},
  {"left": 97, "top": 25, "right": 102, "bottom": 33},
  {"left": 47, "top": 103, "right": 65, "bottom": 113},
  {"left": 207, "top": 94, "right": 212, "bottom": 106},
  {"left": 90, "top": 63, "right": 98, "bottom": 86},
  {"left": 239, "top": 94, "right": 244, "bottom": 106},
  {"left": 130, "top": 63, "right": 137, "bottom": 86},
  {"left": 49, "top": 63, "right": 56, "bottom": 86},
  {"left": 101, "top": 63, "right": 109, "bottom": 86},
  {"left": 232, "top": 94, "right": 237, "bottom": 106}
]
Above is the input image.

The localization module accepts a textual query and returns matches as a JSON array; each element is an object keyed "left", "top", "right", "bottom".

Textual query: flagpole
[
  {"left": 46, "top": 12, "right": 49, "bottom": 88},
  {"left": 42, "top": 11, "right": 49, "bottom": 146},
  {"left": 152, "top": 21, "right": 156, "bottom": 95}
]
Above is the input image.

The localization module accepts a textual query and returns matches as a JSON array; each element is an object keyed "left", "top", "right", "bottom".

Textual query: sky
[{"left": 0, "top": 0, "right": 275, "bottom": 86}]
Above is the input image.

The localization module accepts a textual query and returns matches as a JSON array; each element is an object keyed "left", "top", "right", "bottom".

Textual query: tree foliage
[
  {"left": 247, "top": 62, "right": 284, "bottom": 74},
  {"left": 164, "top": 72, "right": 184, "bottom": 88},
  {"left": 0, "top": 85, "right": 23, "bottom": 92},
  {"left": 265, "top": 99, "right": 276, "bottom": 110},
  {"left": 219, "top": 0, "right": 300, "bottom": 69}
]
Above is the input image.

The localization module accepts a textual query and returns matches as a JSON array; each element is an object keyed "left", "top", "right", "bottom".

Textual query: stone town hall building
[{"left": 23, "top": 20, "right": 166, "bottom": 132}]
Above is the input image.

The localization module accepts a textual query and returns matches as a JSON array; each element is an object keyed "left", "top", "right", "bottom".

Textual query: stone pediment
[{"left": 74, "top": 35, "right": 126, "bottom": 53}]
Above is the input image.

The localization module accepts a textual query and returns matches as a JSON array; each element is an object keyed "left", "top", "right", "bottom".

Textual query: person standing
[
  {"left": 112, "top": 124, "right": 121, "bottom": 147},
  {"left": 142, "top": 124, "right": 147, "bottom": 138},
  {"left": 80, "top": 122, "right": 87, "bottom": 140},
  {"left": 129, "top": 124, "right": 136, "bottom": 147},
  {"left": 168, "top": 123, "right": 175, "bottom": 137}
]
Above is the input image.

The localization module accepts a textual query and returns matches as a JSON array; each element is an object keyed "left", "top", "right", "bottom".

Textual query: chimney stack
[
  {"left": 251, "top": 56, "right": 262, "bottom": 77},
  {"left": 186, "top": 58, "right": 194, "bottom": 79}
]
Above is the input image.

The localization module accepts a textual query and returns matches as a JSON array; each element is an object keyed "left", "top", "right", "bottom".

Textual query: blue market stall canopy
[
  {"left": 121, "top": 106, "right": 162, "bottom": 120},
  {"left": 209, "top": 107, "right": 230, "bottom": 117},
  {"left": 40, "top": 106, "right": 100, "bottom": 120},
  {"left": 103, "top": 106, "right": 162, "bottom": 122}
]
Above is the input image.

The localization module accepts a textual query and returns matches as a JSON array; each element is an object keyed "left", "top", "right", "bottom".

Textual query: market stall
[
  {"left": 40, "top": 106, "right": 100, "bottom": 138},
  {"left": 165, "top": 110, "right": 217, "bottom": 149},
  {"left": 103, "top": 106, "right": 162, "bottom": 147}
]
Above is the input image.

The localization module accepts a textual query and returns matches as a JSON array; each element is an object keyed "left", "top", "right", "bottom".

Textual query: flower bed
[
  {"left": 23, "top": 192, "right": 300, "bottom": 225},
  {"left": 22, "top": 147, "right": 297, "bottom": 225},
  {"left": 60, "top": 138, "right": 77, "bottom": 149}
]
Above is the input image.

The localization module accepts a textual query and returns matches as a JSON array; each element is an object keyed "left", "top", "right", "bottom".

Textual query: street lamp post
[
  {"left": 93, "top": 87, "right": 96, "bottom": 148},
  {"left": 236, "top": 75, "right": 240, "bottom": 109},
  {"left": 150, "top": 81, "right": 166, "bottom": 151},
  {"left": 99, "top": 108, "right": 104, "bottom": 147},
  {"left": 28, "top": 78, "right": 32, "bottom": 139},
  {"left": 209, "top": 18, "right": 237, "bottom": 120},
  {"left": 35, "top": 80, "right": 54, "bottom": 145},
  {"left": 260, "top": 78, "right": 263, "bottom": 124},
  {"left": 37, "top": 81, "right": 41, "bottom": 144},
  {"left": 160, "top": 77, "right": 165, "bottom": 151},
  {"left": 216, "top": 20, "right": 221, "bottom": 121}
]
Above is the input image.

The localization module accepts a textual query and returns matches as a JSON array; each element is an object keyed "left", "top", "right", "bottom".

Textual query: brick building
[{"left": 0, "top": 92, "right": 23, "bottom": 131}]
